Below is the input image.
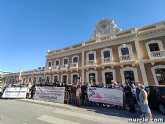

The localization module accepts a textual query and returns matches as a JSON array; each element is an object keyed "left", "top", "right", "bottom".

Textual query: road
[{"left": 0, "top": 99, "right": 164, "bottom": 124}]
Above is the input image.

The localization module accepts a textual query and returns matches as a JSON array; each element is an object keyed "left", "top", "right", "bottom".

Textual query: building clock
[
  {"left": 99, "top": 23, "right": 110, "bottom": 30},
  {"left": 94, "top": 19, "right": 122, "bottom": 38},
  {"left": 98, "top": 21, "right": 110, "bottom": 35}
]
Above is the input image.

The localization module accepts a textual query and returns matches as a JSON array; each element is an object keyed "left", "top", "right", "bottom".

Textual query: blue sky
[{"left": 0, "top": 0, "right": 165, "bottom": 72}]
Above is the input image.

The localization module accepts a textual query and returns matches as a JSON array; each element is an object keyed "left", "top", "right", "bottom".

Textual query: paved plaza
[{"left": 0, "top": 99, "right": 164, "bottom": 124}]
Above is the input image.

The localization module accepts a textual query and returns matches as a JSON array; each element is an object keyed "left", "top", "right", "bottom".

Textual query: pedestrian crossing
[{"left": 37, "top": 108, "right": 127, "bottom": 124}]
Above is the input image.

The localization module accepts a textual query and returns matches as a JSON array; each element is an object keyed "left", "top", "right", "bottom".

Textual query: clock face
[
  {"left": 101, "top": 24, "right": 108, "bottom": 29},
  {"left": 99, "top": 22, "right": 109, "bottom": 30}
]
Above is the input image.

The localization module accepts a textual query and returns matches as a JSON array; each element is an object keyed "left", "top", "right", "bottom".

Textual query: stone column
[
  {"left": 134, "top": 38, "right": 148, "bottom": 86},
  {"left": 81, "top": 43, "right": 85, "bottom": 83}
]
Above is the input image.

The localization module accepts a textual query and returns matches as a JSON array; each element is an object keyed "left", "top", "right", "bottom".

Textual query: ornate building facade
[{"left": 3, "top": 19, "right": 165, "bottom": 86}]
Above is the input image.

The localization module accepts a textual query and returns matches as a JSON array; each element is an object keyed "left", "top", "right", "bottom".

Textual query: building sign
[
  {"left": 34, "top": 87, "right": 65, "bottom": 103},
  {"left": 2, "top": 87, "right": 27, "bottom": 98},
  {"left": 87, "top": 87, "right": 123, "bottom": 106}
]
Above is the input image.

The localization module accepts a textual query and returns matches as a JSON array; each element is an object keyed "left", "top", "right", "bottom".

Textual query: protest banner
[
  {"left": 34, "top": 87, "right": 65, "bottom": 103},
  {"left": 88, "top": 87, "right": 123, "bottom": 106},
  {"left": 2, "top": 87, "right": 27, "bottom": 98}
]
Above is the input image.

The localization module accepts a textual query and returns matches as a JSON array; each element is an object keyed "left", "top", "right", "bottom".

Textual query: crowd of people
[
  {"left": 1, "top": 80, "right": 152, "bottom": 120},
  {"left": 27, "top": 81, "right": 152, "bottom": 120}
]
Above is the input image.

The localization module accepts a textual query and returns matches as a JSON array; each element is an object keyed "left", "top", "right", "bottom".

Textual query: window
[
  {"left": 89, "top": 73, "right": 96, "bottom": 83},
  {"left": 73, "top": 57, "right": 78, "bottom": 63},
  {"left": 103, "top": 51, "right": 110, "bottom": 58},
  {"left": 62, "top": 75, "right": 67, "bottom": 84},
  {"left": 86, "top": 51, "right": 96, "bottom": 62},
  {"left": 145, "top": 40, "right": 164, "bottom": 59},
  {"left": 55, "top": 60, "right": 60, "bottom": 66},
  {"left": 89, "top": 53, "right": 94, "bottom": 60},
  {"left": 46, "top": 76, "right": 50, "bottom": 83},
  {"left": 155, "top": 68, "right": 165, "bottom": 84},
  {"left": 121, "top": 47, "right": 129, "bottom": 55},
  {"left": 73, "top": 74, "right": 78, "bottom": 83},
  {"left": 149, "top": 43, "right": 160, "bottom": 52},
  {"left": 101, "top": 48, "right": 113, "bottom": 62},
  {"left": 29, "top": 77, "right": 31, "bottom": 82},
  {"left": 54, "top": 76, "right": 58, "bottom": 83},
  {"left": 105, "top": 72, "right": 113, "bottom": 84},
  {"left": 48, "top": 61, "right": 52, "bottom": 67},
  {"left": 33, "top": 77, "right": 37, "bottom": 83},
  {"left": 124, "top": 71, "right": 135, "bottom": 85},
  {"left": 64, "top": 59, "right": 68, "bottom": 65},
  {"left": 39, "top": 77, "right": 42, "bottom": 83}
]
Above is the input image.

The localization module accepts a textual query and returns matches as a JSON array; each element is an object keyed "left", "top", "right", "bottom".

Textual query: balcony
[
  {"left": 70, "top": 63, "right": 78, "bottom": 70},
  {"left": 45, "top": 67, "right": 52, "bottom": 73},
  {"left": 60, "top": 64, "right": 69, "bottom": 71},
  {"left": 150, "top": 50, "right": 165, "bottom": 65},
  {"left": 86, "top": 60, "right": 97, "bottom": 67},
  {"left": 119, "top": 54, "right": 134, "bottom": 62},
  {"left": 52, "top": 66, "right": 59, "bottom": 72},
  {"left": 101, "top": 57, "right": 113, "bottom": 64},
  {"left": 150, "top": 50, "right": 165, "bottom": 60},
  {"left": 101, "top": 57, "right": 114, "bottom": 68},
  {"left": 119, "top": 54, "right": 135, "bottom": 66}
]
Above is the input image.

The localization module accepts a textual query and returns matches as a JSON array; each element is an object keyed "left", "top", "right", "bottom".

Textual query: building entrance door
[
  {"left": 105, "top": 72, "right": 113, "bottom": 84},
  {"left": 124, "top": 71, "right": 135, "bottom": 85},
  {"left": 89, "top": 73, "right": 96, "bottom": 84},
  {"left": 73, "top": 74, "right": 78, "bottom": 83},
  {"left": 62, "top": 75, "right": 67, "bottom": 84}
]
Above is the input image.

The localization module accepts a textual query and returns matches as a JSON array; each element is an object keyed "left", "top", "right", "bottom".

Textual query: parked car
[{"left": 145, "top": 86, "right": 165, "bottom": 114}]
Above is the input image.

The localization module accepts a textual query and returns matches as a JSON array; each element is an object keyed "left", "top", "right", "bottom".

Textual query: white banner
[
  {"left": 2, "top": 87, "right": 27, "bottom": 98},
  {"left": 88, "top": 87, "right": 123, "bottom": 106},
  {"left": 34, "top": 87, "right": 65, "bottom": 103}
]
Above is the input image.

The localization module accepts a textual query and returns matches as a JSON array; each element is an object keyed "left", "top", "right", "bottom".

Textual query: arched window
[{"left": 152, "top": 65, "right": 165, "bottom": 85}]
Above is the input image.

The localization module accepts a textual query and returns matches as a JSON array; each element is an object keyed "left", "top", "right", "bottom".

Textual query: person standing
[
  {"left": 135, "top": 82, "right": 144, "bottom": 117},
  {"left": 76, "top": 84, "right": 82, "bottom": 107},
  {"left": 81, "top": 83, "right": 87, "bottom": 105},
  {"left": 31, "top": 84, "right": 36, "bottom": 99},
  {"left": 124, "top": 83, "right": 135, "bottom": 113},
  {"left": 71, "top": 83, "right": 76, "bottom": 105},
  {"left": 139, "top": 84, "right": 152, "bottom": 120}
]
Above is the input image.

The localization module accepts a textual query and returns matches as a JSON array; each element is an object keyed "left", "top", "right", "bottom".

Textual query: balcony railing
[
  {"left": 70, "top": 63, "right": 78, "bottom": 68},
  {"left": 52, "top": 66, "right": 59, "bottom": 72},
  {"left": 45, "top": 67, "right": 52, "bottom": 72},
  {"left": 101, "top": 57, "right": 112, "bottom": 64},
  {"left": 60, "top": 64, "right": 69, "bottom": 70},
  {"left": 119, "top": 54, "right": 134, "bottom": 62},
  {"left": 150, "top": 50, "right": 165, "bottom": 59},
  {"left": 86, "top": 60, "right": 96, "bottom": 66}
]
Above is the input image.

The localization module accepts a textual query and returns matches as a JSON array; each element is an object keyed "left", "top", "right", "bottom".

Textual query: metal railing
[
  {"left": 52, "top": 66, "right": 59, "bottom": 71},
  {"left": 119, "top": 54, "right": 134, "bottom": 62},
  {"left": 70, "top": 63, "right": 78, "bottom": 68},
  {"left": 101, "top": 57, "right": 112, "bottom": 63},
  {"left": 86, "top": 60, "right": 96, "bottom": 66},
  {"left": 60, "top": 64, "right": 69, "bottom": 69},
  {"left": 150, "top": 50, "right": 165, "bottom": 59}
]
